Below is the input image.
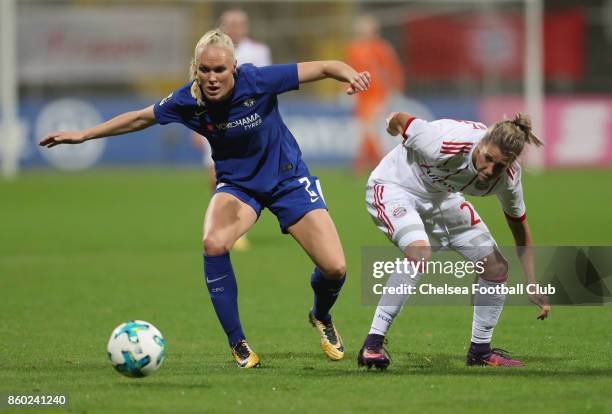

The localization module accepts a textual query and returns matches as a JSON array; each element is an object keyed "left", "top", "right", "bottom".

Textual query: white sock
[
  {"left": 369, "top": 270, "right": 422, "bottom": 336},
  {"left": 471, "top": 278, "right": 506, "bottom": 344}
]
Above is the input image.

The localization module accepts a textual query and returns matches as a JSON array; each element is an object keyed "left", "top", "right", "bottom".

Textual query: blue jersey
[{"left": 153, "top": 63, "right": 309, "bottom": 193}]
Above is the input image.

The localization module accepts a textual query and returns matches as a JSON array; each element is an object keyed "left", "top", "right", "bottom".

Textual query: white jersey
[
  {"left": 235, "top": 38, "right": 271, "bottom": 67},
  {"left": 370, "top": 118, "right": 526, "bottom": 219}
]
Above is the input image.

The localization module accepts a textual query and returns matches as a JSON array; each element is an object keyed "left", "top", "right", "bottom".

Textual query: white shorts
[
  {"left": 201, "top": 137, "right": 214, "bottom": 167},
  {"left": 192, "top": 132, "right": 214, "bottom": 167},
  {"left": 366, "top": 180, "right": 496, "bottom": 262}
]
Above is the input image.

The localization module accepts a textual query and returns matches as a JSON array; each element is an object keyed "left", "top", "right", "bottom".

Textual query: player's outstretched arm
[
  {"left": 297, "top": 61, "right": 371, "bottom": 95},
  {"left": 39, "top": 105, "right": 157, "bottom": 148},
  {"left": 505, "top": 216, "right": 551, "bottom": 320}
]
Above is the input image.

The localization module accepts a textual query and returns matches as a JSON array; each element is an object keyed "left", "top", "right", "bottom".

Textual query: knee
[
  {"left": 203, "top": 235, "right": 231, "bottom": 256},
  {"left": 320, "top": 261, "right": 347, "bottom": 280},
  {"left": 404, "top": 243, "right": 432, "bottom": 263},
  {"left": 480, "top": 254, "right": 509, "bottom": 282}
]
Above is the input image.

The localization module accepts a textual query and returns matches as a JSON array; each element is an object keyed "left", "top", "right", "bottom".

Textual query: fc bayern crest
[
  {"left": 392, "top": 205, "right": 407, "bottom": 218},
  {"left": 243, "top": 98, "right": 256, "bottom": 107}
]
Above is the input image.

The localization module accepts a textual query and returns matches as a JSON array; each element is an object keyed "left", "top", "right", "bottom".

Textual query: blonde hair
[
  {"left": 189, "top": 29, "right": 235, "bottom": 105},
  {"left": 483, "top": 113, "right": 544, "bottom": 160}
]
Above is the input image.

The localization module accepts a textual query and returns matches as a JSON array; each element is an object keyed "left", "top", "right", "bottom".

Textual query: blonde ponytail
[
  {"left": 190, "top": 58, "right": 204, "bottom": 106},
  {"left": 484, "top": 112, "right": 544, "bottom": 159},
  {"left": 511, "top": 113, "right": 544, "bottom": 147}
]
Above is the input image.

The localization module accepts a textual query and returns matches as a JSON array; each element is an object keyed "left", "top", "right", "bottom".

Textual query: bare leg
[
  {"left": 288, "top": 209, "right": 346, "bottom": 278},
  {"left": 203, "top": 192, "right": 257, "bottom": 255},
  {"left": 288, "top": 209, "right": 346, "bottom": 360}
]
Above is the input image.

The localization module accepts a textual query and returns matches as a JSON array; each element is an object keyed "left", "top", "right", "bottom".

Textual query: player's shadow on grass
[
  {"left": 116, "top": 381, "right": 211, "bottom": 389},
  {"left": 266, "top": 351, "right": 321, "bottom": 359},
  {"left": 262, "top": 351, "right": 324, "bottom": 368},
  {"left": 301, "top": 353, "right": 612, "bottom": 379}
]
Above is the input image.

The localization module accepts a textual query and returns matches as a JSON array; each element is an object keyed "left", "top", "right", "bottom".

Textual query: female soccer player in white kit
[{"left": 358, "top": 112, "right": 551, "bottom": 369}]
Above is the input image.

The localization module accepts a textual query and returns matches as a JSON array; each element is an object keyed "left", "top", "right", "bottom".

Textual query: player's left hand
[
  {"left": 528, "top": 292, "right": 551, "bottom": 320},
  {"left": 347, "top": 71, "right": 371, "bottom": 95}
]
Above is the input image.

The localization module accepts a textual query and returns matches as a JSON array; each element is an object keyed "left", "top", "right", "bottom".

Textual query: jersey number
[
  {"left": 299, "top": 177, "right": 320, "bottom": 203},
  {"left": 460, "top": 202, "right": 481, "bottom": 226}
]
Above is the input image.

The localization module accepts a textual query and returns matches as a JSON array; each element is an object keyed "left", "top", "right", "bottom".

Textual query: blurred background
[{"left": 1, "top": 0, "right": 611, "bottom": 175}]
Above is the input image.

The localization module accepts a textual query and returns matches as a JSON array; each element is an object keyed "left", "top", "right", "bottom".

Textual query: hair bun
[{"left": 512, "top": 112, "right": 532, "bottom": 132}]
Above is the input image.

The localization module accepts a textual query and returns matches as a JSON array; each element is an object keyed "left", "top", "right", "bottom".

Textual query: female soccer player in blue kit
[{"left": 40, "top": 30, "right": 371, "bottom": 368}]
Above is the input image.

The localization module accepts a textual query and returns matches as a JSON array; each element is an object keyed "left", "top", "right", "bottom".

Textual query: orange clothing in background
[
  {"left": 346, "top": 38, "right": 405, "bottom": 119},
  {"left": 346, "top": 37, "right": 405, "bottom": 172}
]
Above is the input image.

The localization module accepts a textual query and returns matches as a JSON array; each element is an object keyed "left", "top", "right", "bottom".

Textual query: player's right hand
[
  {"left": 39, "top": 131, "right": 87, "bottom": 148},
  {"left": 386, "top": 112, "right": 399, "bottom": 126},
  {"left": 386, "top": 112, "right": 400, "bottom": 136},
  {"left": 528, "top": 292, "right": 551, "bottom": 320}
]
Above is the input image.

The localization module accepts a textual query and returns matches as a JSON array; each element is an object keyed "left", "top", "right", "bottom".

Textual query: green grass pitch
[{"left": 1, "top": 168, "right": 611, "bottom": 413}]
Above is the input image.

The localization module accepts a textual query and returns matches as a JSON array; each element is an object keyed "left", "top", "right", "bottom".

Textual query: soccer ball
[{"left": 107, "top": 320, "right": 166, "bottom": 377}]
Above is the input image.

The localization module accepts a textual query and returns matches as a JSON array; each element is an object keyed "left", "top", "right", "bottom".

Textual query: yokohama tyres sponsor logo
[{"left": 216, "top": 113, "right": 261, "bottom": 130}]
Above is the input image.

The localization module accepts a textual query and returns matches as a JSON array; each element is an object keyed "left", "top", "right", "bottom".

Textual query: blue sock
[
  {"left": 204, "top": 253, "right": 245, "bottom": 348},
  {"left": 310, "top": 267, "right": 346, "bottom": 323}
]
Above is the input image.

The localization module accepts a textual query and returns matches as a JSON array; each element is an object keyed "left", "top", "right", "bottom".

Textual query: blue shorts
[{"left": 215, "top": 175, "right": 327, "bottom": 234}]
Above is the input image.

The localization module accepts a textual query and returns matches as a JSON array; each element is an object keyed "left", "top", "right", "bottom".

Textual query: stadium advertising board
[
  {"left": 13, "top": 96, "right": 612, "bottom": 169},
  {"left": 17, "top": 7, "right": 189, "bottom": 83}
]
